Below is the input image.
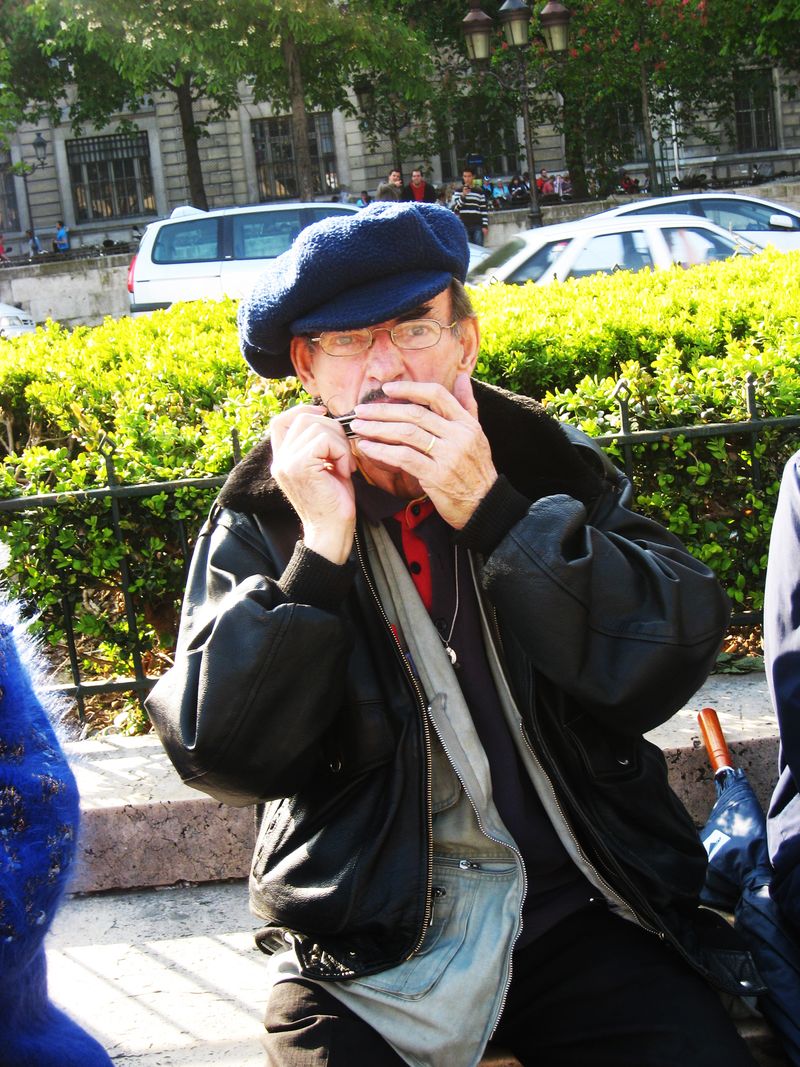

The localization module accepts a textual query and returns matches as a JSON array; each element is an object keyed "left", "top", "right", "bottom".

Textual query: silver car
[
  {"left": 0, "top": 302, "right": 35, "bottom": 339},
  {"left": 597, "top": 192, "right": 800, "bottom": 251},
  {"left": 467, "top": 214, "right": 754, "bottom": 286}
]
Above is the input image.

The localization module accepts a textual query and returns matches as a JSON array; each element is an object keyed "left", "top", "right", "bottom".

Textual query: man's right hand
[{"left": 270, "top": 405, "right": 357, "bottom": 565}]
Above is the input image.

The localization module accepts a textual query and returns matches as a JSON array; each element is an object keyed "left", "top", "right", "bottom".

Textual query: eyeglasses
[{"left": 310, "top": 319, "right": 458, "bottom": 358}]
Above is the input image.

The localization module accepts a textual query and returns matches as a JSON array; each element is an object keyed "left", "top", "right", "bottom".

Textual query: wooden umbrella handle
[{"left": 697, "top": 707, "right": 734, "bottom": 773}]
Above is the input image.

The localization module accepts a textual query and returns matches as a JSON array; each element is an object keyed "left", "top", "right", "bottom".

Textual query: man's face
[
  {"left": 290, "top": 288, "right": 480, "bottom": 497},
  {"left": 411, "top": 170, "right": 423, "bottom": 186},
  {"left": 390, "top": 170, "right": 402, "bottom": 185},
  {"left": 462, "top": 171, "right": 474, "bottom": 188}
]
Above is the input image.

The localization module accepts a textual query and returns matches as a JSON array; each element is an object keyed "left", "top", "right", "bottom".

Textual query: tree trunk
[
  {"left": 175, "top": 77, "right": 208, "bottom": 210},
  {"left": 281, "top": 30, "right": 315, "bottom": 202},
  {"left": 562, "top": 95, "right": 588, "bottom": 200},
  {"left": 639, "top": 61, "right": 659, "bottom": 195}
]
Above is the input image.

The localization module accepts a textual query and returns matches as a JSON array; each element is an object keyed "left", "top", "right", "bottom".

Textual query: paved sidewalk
[
  {"left": 47, "top": 881, "right": 265, "bottom": 1066},
  {"left": 45, "top": 670, "right": 783, "bottom": 1067}
]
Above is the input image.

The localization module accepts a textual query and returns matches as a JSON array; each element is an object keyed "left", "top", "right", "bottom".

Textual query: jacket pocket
[
  {"left": 354, "top": 862, "right": 480, "bottom": 1000},
  {"left": 562, "top": 711, "right": 707, "bottom": 903}
]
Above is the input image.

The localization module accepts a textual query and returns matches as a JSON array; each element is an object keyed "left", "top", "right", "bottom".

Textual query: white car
[
  {"left": 127, "top": 202, "right": 360, "bottom": 313},
  {"left": 597, "top": 192, "right": 800, "bottom": 251},
  {"left": 0, "top": 302, "right": 35, "bottom": 339},
  {"left": 467, "top": 214, "right": 755, "bottom": 287}
]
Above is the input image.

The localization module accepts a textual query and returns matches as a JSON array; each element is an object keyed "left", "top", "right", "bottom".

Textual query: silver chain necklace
[{"left": 440, "top": 545, "right": 460, "bottom": 667}]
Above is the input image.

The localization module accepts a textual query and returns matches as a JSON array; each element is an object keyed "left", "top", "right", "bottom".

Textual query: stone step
[{"left": 66, "top": 672, "right": 780, "bottom": 894}]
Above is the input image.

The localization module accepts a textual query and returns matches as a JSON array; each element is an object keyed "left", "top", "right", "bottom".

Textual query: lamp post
[
  {"left": 461, "top": 0, "right": 570, "bottom": 229},
  {"left": 21, "top": 132, "right": 48, "bottom": 247}
]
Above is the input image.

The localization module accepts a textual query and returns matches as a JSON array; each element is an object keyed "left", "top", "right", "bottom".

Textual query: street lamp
[
  {"left": 462, "top": 0, "right": 571, "bottom": 228},
  {"left": 21, "top": 132, "right": 48, "bottom": 249}
]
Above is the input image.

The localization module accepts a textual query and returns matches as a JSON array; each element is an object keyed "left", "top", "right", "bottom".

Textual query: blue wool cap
[{"left": 238, "top": 201, "right": 469, "bottom": 378}]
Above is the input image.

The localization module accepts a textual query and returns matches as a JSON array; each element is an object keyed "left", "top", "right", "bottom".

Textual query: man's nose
[{"left": 362, "top": 327, "right": 405, "bottom": 376}]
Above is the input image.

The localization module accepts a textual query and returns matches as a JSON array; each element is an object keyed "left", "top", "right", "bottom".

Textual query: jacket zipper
[{"left": 353, "top": 527, "right": 435, "bottom": 957}]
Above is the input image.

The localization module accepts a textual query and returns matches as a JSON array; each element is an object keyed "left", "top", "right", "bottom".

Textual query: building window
[
  {"left": 252, "top": 113, "right": 339, "bottom": 200},
  {"left": 734, "top": 72, "right": 776, "bottom": 152},
  {"left": 66, "top": 132, "right": 156, "bottom": 222},
  {"left": 614, "top": 104, "right": 647, "bottom": 165},
  {"left": 438, "top": 120, "right": 519, "bottom": 184},
  {"left": 0, "top": 152, "right": 20, "bottom": 232}
]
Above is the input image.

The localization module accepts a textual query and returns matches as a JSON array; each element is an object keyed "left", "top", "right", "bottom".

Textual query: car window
[
  {"left": 467, "top": 237, "right": 528, "bottom": 280},
  {"left": 152, "top": 218, "right": 220, "bottom": 263},
  {"left": 567, "top": 230, "right": 654, "bottom": 278},
  {"left": 506, "top": 240, "right": 571, "bottom": 283},
  {"left": 663, "top": 226, "right": 748, "bottom": 267},
  {"left": 232, "top": 206, "right": 354, "bottom": 260},
  {"left": 620, "top": 200, "right": 697, "bottom": 218},
  {"left": 699, "top": 199, "right": 800, "bottom": 232}
]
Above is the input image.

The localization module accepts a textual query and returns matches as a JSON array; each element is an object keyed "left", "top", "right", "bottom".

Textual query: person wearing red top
[{"left": 402, "top": 168, "right": 436, "bottom": 204}]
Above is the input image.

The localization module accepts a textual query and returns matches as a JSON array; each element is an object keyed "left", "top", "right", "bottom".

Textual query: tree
[
  {"left": 552, "top": 0, "right": 760, "bottom": 197},
  {"left": 13, "top": 0, "right": 438, "bottom": 207}
]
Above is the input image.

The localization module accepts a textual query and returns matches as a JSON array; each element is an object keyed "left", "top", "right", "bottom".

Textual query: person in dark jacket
[
  {"left": 402, "top": 168, "right": 437, "bottom": 204},
  {"left": 146, "top": 201, "right": 758, "bottom": 1067},
  {"left": 766, "top": 449, "right": 800, "bottom": 935}
]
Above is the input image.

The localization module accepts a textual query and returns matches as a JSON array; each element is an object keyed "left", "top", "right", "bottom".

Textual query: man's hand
[
  {"left": 270, "top": 405, "right": 357, "bottom": 565},
  {"left": 350, "top": 374, "right": 497, "bottom": 529}
]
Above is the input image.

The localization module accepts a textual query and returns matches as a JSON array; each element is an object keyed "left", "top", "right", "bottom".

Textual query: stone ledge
[{"left": 65, "top": 727, "right": 780, "bottom": 895}]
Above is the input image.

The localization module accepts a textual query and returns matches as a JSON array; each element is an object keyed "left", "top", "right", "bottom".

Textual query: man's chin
[{"left": 356, "top": 453, "right": 422, "bottom": 500}]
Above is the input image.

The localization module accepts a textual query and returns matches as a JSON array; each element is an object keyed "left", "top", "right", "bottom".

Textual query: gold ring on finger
[{"left": 423, "top": 434, "right": 436, "bottom": 456}]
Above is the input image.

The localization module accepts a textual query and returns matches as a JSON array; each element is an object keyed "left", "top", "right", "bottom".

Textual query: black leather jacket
[{"left": 147, "top": 382, "right": 759, "bottom": 994}]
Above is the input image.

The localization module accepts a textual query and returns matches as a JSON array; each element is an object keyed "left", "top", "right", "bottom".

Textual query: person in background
[
  {"left": 26, "top": 230, "right": 42, "bottom": 255},
  {"left": 537, "top": 168, "right": 555, "bottom": 197},
  {"left": 356, "top": 191, "right": 373, "bottom": 209},
  {"left": 375, "top": 168, "right": 403, "bottom": 202},
  {"left": 54, "top": 220, "right": 70, "bottom": 252},
  {"left": 402, "top": 168, "right": 436, "bottom": 204},
  {"left": 147, "top": 201, "right": 758, "bottom": 1067},
  {"left": 0, "top": 234, "right": 10, "bottom": 263},
  {"left": 451, "top": 168, "right": 489, "bottom": 245},
  {"left": 765, "top": 449, "right": 800, "bottom": 936}
]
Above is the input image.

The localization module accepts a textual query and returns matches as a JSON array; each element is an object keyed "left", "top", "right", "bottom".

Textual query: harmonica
[{"left": 331, "top": 412, "right": 357, "bottom": 438}]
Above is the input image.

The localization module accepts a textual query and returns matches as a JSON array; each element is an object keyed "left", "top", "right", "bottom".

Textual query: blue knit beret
[{"left": 237, "top": 201, "right": 469, "bottom": 378}]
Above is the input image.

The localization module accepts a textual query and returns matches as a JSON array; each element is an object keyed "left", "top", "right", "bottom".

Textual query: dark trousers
[
  {"left": 464, "top": 224, "right": 484, "bottom": 246},
  {"left": 263, "top": 905, "right": 757, "bottom": 1067}
]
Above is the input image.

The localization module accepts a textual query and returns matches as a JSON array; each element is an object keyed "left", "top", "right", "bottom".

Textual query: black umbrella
[{"left": 698, "top": 707, "right": 800, "bottom": 1066}]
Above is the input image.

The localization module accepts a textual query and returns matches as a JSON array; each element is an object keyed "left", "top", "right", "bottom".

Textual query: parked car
[
  {"left": 0, "top": 302, "right": 35, "bottom": 339},
  {"left": 467, "top": 214, "right": 755, "bottom": 287},
  {"left": 597, "top": 192, "right": 800, "bottom": 251},
  {"left": 467, "top": 242, "right": 491, "bottom": 270},
  {"left": 127, "top": 202, "right": 361, "bottom": 312}
]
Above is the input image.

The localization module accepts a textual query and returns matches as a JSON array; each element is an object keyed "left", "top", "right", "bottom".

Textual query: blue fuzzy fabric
[
  {"left": 0, "top": 601, "right": 112, "bottom": 1066},
  {"left": 237, "top": 201, "right": 469, "bottom": 379}
]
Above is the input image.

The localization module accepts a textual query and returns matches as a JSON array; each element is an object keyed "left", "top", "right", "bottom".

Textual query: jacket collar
[{"left": 217, "top": 379, "right": 602, "bottom": 518}]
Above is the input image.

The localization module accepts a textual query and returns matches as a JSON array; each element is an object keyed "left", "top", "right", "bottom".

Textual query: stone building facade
[{"left": 1, "top": 67, "right": 799, "bottom": 254}]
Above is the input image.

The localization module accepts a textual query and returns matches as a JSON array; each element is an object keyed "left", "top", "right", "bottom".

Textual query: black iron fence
[{"left": 1, "top": 379, "right": 799, "bottom": 723}]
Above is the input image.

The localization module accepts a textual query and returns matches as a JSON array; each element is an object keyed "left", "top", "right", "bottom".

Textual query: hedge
[{"left": 1, "top": 248, "right": 799, "bottom": 717}]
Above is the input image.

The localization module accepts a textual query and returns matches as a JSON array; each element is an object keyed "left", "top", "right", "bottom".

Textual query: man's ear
[
  {"left": 289, "top": 337, "right": 318, "bottom": 393},
  {"left": 457, "top": 316, "right": 480, "bottom": 375}
]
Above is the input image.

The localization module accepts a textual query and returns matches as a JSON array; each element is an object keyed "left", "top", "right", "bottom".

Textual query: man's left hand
[{"left": 350, "top": 374, "right": 497, "bottom": 529}]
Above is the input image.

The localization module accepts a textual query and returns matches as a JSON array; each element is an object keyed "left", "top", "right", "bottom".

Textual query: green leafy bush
[{"left": 0, "top": 252, "right": 799, "bottom": 723}]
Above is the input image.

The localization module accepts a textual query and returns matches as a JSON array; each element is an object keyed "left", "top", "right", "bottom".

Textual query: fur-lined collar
[{"left": 217, "top": 380, "right": 604, "bottom": 517}]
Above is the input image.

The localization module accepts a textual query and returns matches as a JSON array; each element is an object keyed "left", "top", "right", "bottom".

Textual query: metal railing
[{"left": 1, "top": 380, "right": 799, "bottom": 721}]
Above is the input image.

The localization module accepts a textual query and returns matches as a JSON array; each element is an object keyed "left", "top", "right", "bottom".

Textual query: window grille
[
  {"left": 252, "top": 113, "right": 339, "bottom": 201},
  {"left": 0, "top": 152, "right": 20, "bottom": 232},
  {"left": 66, "top": 132, "right": 156, "bottom": 222},
  {"left": 734, "top": 72, "right": 777, "bottom": 152}
]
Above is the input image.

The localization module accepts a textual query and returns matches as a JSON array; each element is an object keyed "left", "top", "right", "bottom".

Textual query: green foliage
[
  {"left": 2, "top": 252, "right": 799, "bottom": 717},
  {"left": 470, "top": 248, "right": 800, "bottom": 617}
]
